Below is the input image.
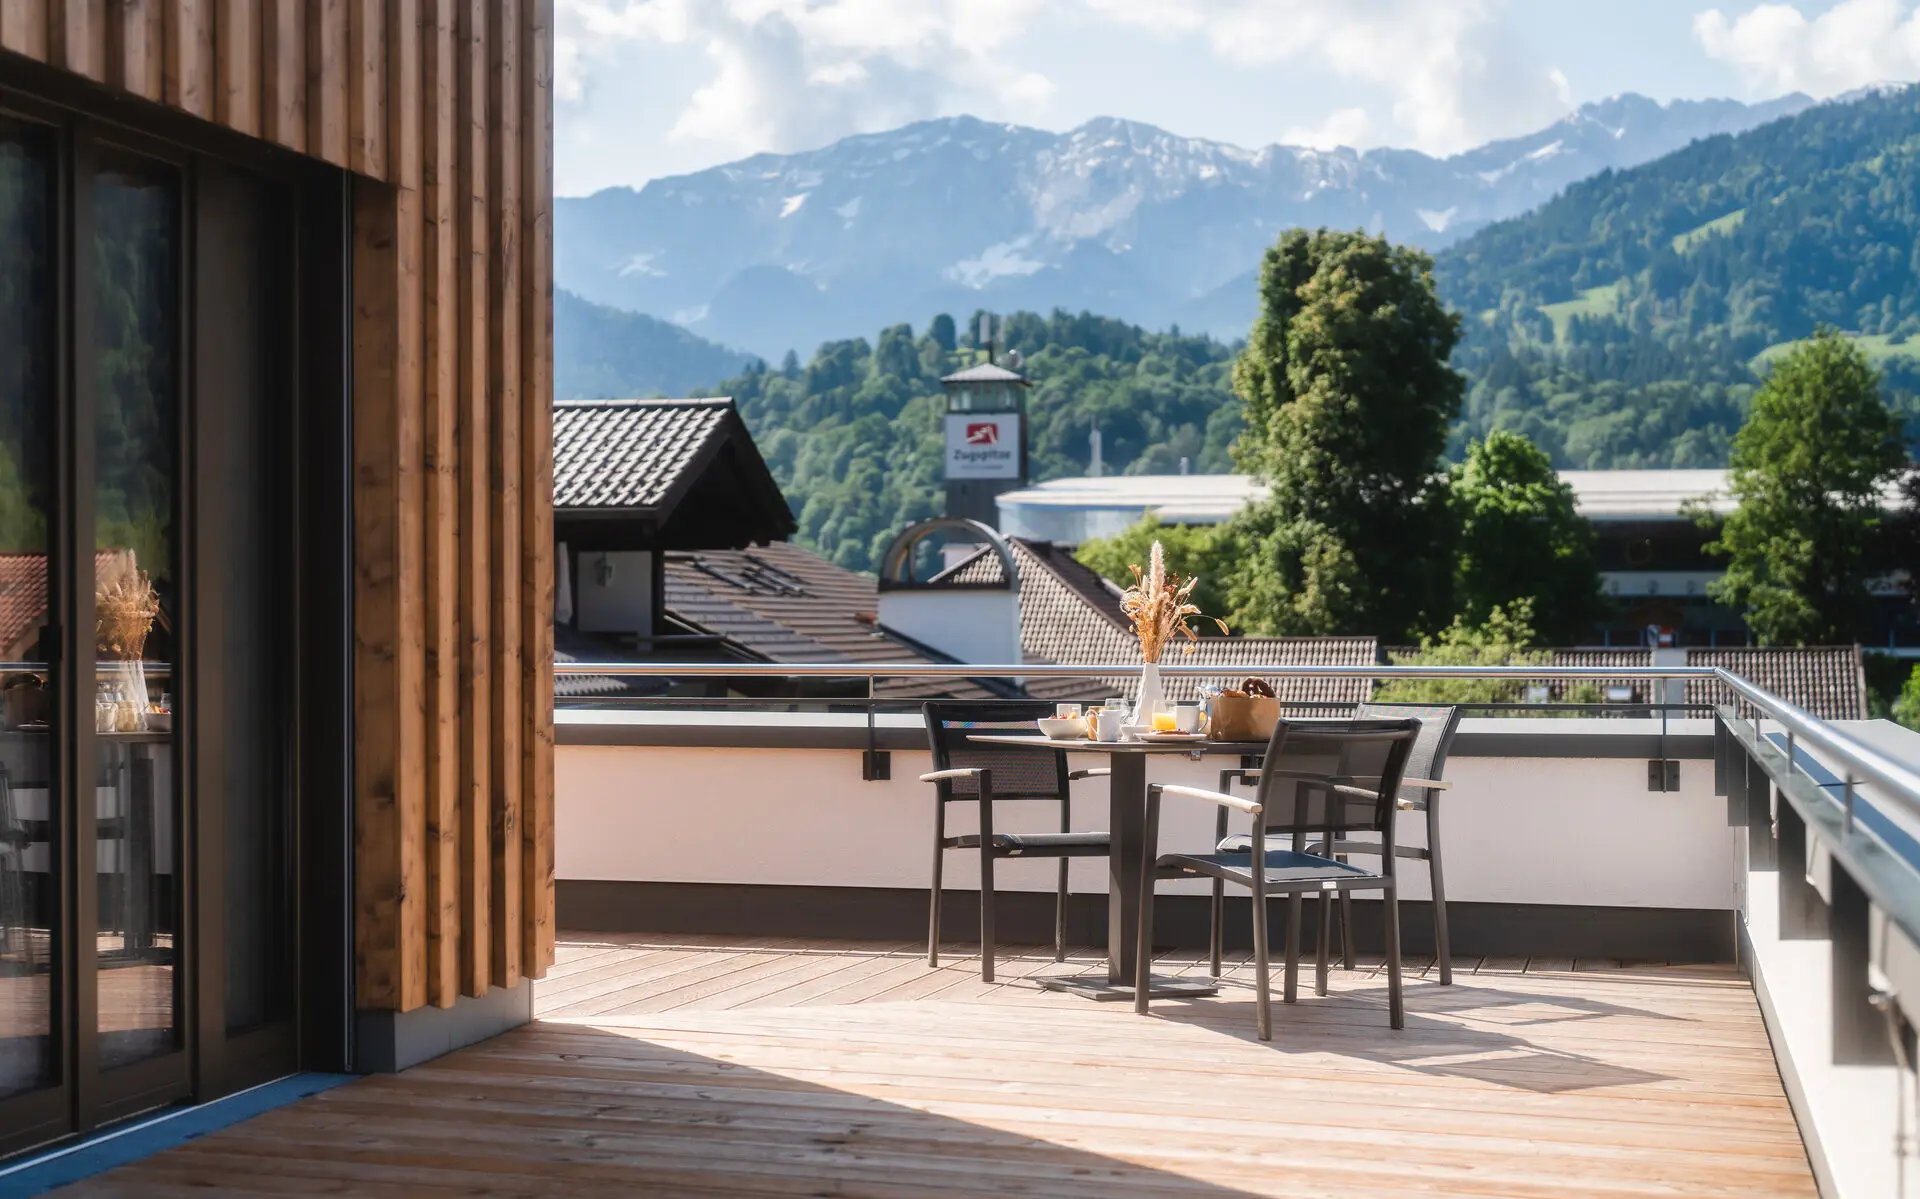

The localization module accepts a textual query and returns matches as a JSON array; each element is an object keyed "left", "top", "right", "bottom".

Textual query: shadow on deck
[{"left": 55, "top": 935, "right": 1816, "bottom": 1197}]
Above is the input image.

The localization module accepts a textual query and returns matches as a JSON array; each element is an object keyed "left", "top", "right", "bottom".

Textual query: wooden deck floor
[{"left": 59, "top": 934, "right": 1815, "bottom": 1197}]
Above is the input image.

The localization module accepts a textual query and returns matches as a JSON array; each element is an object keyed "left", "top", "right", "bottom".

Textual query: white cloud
[
  {"left": 558, "top": 0, "right": 1055, "bottom": 161},
  {"left": 1084, "top": 0, "right": 1570, "bottom": 154},
  {"left": 1283, "top": 106, "right": 1373, "bottom": 149},
  {"left": 1694, "top": 0, "right": 1920, "bottom": 95}
]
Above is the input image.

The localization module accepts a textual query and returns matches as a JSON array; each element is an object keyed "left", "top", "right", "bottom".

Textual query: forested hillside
[
  {"left": 1435, "top": 84, "right": 1920, "bottom": 465},
  {"left": 706, "top": 312, "right": 1241, "bottom": 572},
  {"left": 555, "top": 289, "right": 751, "bottom": 400}
]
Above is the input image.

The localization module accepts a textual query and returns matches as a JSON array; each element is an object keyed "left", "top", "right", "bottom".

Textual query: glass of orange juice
[{"left": 1151, "top": 710, "right": 1177, "bottom": 733}]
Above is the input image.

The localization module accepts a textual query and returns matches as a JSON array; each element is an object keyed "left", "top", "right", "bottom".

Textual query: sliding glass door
[{"left": 0, "top": 99, "right": 308, "bottom": 1155}]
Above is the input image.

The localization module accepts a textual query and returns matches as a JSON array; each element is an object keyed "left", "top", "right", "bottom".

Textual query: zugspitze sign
[{"left": 944, "top": 413, "right": 1020, "bottom": 479}]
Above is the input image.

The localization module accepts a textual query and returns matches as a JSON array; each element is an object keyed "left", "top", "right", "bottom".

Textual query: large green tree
[
  {"left": 1074, "top": 515, "right": 1234, "bottom": 630},
  {"left": 1227, "top": 228, "right": 1463, "bottom": 641},
  {"left": 1706, "top": 330, "right": 1908, "bottom": 644},
  {"left": 1450, "top": 430, "right": 1603, "bottom": 643}
]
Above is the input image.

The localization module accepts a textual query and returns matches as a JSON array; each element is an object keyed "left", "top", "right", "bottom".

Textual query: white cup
[
  {"left": 1173, "top": 703, "right": 1202, "bottom": 734},
  {"left": 1095, "top": 708, "right": 1124, "bottom": 743}
]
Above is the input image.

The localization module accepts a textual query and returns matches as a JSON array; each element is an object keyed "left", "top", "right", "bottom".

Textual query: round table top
[{"left": 965, "top": 732, "right": 1269, "bottom": 754}]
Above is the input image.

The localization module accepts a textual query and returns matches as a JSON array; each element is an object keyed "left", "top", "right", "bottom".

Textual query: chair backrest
[
  {"left": 1252, "top": 718, "right": 1420, "bottom": 838},
  {"left": 1356, "top": 702, "right": 1462, "bottom": 808},
  {"left": 923, "top": 701, "right": 1069, "bottom": 802}
]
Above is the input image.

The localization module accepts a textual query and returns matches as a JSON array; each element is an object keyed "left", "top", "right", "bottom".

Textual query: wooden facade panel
[
  {"left": 519, "top": 0, "right": 553, "bottom": 979},
  {"left": 163, "top": 0, "right": 212, "bottom": 119},
  {"left": 454, "top": 0, "right": 493, "bottom": 999},
  {"left": 0, "top": 0, "right": 50, "bottom": 60},
  {"left": 421, "top": 0, "right": 461, "bottom": 1010},
  {"left": 487, "top": 0, "right": 522, "bottom": 990},
  {"left": 213, "top": 0, "right": 258, "bottom": 136},
  {"left": 52, "top": 0, "right": 106, "bottom": 80},
  {"left": 260, "top": 0, "right": 302, "bottom": 150},
  {"left": 109, "top": 0, "right": 163, "bottom": 100},
  {"left": 20, "top": 0, "right": 556, "bottom": 1014},
  {"left": 306, "top": 0, "right": 346, "bottom": 165},
  {"left": 345, "top": 0, "right": 381, "bottom": 177}
]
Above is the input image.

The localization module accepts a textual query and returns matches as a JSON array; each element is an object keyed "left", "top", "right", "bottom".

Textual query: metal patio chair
[
  {"left": 922, "top": 701, "right": 1110, "bottom": 982},
  {"left": 1211, "top": 703, "right": 1464, "bottom": 984},
  {"left": 1136, "top": 718, "right": 1420, "bottom": 1039}
]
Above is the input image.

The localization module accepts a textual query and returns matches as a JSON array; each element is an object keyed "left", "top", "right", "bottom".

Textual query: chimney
[{"left": 1089, "top": 426, "right": 1103, "bottom": 478}]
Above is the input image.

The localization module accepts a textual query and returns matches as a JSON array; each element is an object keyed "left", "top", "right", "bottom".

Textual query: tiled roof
[
  {"left": 0, "top": 550, "right": 124, "bottom": 662},
  {"left": 552, "top": 398, "right": 732, "bottom": 511},
  {"left": 998, "top": 538, "right": 1376, "bottom": 707},
  {"left": 663, "top": 543, "right": 1001, "bottom": 701},
  {"left": 1687, "top": 647, "right": 1868, "bottom": 721},
  {"left": 1372, "top": 645, "right": 1871, "bottom": 717},
  {"left": 939, "top": 363, "right": 1029, "bottom": 386}
]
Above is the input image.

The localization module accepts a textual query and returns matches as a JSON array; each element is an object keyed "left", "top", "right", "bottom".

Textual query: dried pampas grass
[
  {"left": 96, "top": 570, "right": 160, "bottom": 661},
  {"left": 1118, "top": 540, "right": 1227, "bottom": 663}
]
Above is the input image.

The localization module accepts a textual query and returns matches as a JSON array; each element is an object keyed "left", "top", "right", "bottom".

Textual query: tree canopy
[
  {"left": 1705, "top": 330, "right": 1908, "bottom": 644},
  {"left": 1227, "top": 229, "right": 1463, "bottom": 642},
  {"left": 1449, "top": 431, "right": 1603, "bottom": 643},
  {"left": 703, "top": 309, "right": 1242, "bottom": 572}
]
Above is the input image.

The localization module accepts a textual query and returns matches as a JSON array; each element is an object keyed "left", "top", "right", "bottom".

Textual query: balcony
[{"left": 40, "top": 663, "right": 1920, "bottom": 1196}]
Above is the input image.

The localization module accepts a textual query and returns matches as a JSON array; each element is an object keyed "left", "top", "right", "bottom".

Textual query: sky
[{"left": 554, "top": 0, "right": 1920, "bottom": 196}]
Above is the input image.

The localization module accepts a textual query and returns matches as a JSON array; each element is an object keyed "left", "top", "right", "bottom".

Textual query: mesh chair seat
[
  {"left": 1157, "top": 847, "right": 1381, "bottom": 889},
  {"left": 948, "top": 830, "right": 1112, "bottom": 856}
]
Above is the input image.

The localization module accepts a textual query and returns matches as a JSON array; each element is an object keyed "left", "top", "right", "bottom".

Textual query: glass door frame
[
  {"left": 69, "top": 124, "right": 196, "bottom": 1132},
  {"left": 0, "top": 72, "right": 350, "bottom": 1157}
]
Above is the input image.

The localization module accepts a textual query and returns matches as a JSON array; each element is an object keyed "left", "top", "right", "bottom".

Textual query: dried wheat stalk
[
  {"left": 1118, "top": 540, "right": 1228, "bottom": 663},
  {"left": 96, "top": 570, "right": 160, "bottom": 661}
]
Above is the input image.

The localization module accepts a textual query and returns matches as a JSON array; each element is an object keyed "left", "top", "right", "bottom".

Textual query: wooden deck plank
[{"left": 56, "top": 935, "right": 1816, "bottom": 1198}]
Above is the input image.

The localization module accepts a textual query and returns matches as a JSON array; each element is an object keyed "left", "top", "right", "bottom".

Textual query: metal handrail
[
  {"left": 557, "top": 661, "right": 1717, "bottom": 680},
  {"left": 555, "top": 659, "right": 1920, "bottom": 824}
]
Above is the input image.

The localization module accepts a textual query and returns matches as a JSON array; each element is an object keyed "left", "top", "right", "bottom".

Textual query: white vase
[{"left": 1133, "top": 662, "right": 1163, "bottom": 726}]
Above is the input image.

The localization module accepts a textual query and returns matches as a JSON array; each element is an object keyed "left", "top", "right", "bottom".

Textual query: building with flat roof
[{"left": 995, "top": 471, "right": 1915, "bottom": 649}]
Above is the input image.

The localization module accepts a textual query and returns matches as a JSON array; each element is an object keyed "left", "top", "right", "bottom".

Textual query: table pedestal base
[{"left": 1035, "top": 974, "right": 1220, "bottom": 1001}]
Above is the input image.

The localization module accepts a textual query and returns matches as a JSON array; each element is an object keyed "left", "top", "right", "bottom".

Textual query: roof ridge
[{"left": 555, "top": 396, "right": 734, "bottom": 408}]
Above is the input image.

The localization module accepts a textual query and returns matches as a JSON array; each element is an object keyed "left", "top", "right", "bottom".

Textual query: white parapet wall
[{"left": 556, "top": 715, "right": 1736, "bottom": 912}]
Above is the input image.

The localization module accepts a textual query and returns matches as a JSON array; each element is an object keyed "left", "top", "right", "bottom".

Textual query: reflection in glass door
[
  {"left": 90, "top": 152, "right": 180, "bottom": 1073},
  {"left": 0, "top": 118, "right": 58, "bottom": 1106}
]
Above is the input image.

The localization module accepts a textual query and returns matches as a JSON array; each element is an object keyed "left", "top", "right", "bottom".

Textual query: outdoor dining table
[{"left": 966, "top": 732, "right": 1274, "bottom": 1001}]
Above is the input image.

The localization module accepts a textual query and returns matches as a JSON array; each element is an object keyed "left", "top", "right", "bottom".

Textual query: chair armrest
[
  {"left": 920, "top": 768, "right": 984, "bottom": 783},
  {"left": 1150, "top": 783, "right": 1262, "bottom": 816},
  {"left": 1068, "top": 768, "right": 1111, "bottom": 781},
  {"left": 1351, "top": 774, "right": 1450, "bottom": 791}
]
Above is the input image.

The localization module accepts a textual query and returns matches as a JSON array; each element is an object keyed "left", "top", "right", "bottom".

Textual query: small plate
[{"left": 1139, "top": 731, "right": 1207, "bottom": 742}]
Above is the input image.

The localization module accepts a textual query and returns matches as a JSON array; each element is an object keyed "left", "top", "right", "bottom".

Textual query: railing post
[
  {"left": 1775, "top": 797, "right": 1826, "bottom": 940},
  {"left": 1746, "top": 747, "right": 1776, "bottom": 872},
  {"left": 1831, "top": 863, "right": 1894, "bottom": 1065}
]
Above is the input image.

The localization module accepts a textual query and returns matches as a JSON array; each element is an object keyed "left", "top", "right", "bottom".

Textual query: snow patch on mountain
[
  {"left": 947, "top": 240, "right": 1048, "bottom": 288},
  {"left": 780, "top": 193, "right": 809, "bottom": 219}
]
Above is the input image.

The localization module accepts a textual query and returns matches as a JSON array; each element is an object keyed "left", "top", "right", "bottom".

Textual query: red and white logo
[{"left": 965, "top": 422, "right": 1000, "bottom": 445}]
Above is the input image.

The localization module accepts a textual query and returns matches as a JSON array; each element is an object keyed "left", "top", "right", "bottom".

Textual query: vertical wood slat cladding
[
  {"left": 10, "top": 0, "right": 556, "bottom": 1013},
  {"left": 421, "top": 0, "right": 461, "bottom": 1011},
  {"left": 519, "top": 0, "right": 554, "bottom": 978},
  {"left": 164, "top": 0, "right": 211, "bottom": 119},
  {"left": 0, "top": 1, "right": 50, "bottom": 60},
  {"left": 214, "top": 0, "right": 258, "bottom": 136},
  {"left": 454, "top": 0, "right": 491, "bottom": 999},
  {"left": 487, "top": 0, "right": 522, "bottom": 990}
]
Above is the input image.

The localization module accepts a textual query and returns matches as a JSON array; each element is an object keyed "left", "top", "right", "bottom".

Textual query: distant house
[{"left": 550, "top": 398, "right": 1002, "bottom": 700}]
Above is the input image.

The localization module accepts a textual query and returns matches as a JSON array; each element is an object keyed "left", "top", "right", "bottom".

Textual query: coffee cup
[{"left": 1173, "top": 703, "right": 1202, "bottom": 734}]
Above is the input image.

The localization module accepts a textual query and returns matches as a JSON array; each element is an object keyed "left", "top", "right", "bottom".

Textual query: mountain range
[{"left": 557, "top": 92, "right": 1813, "bottom": 359}]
